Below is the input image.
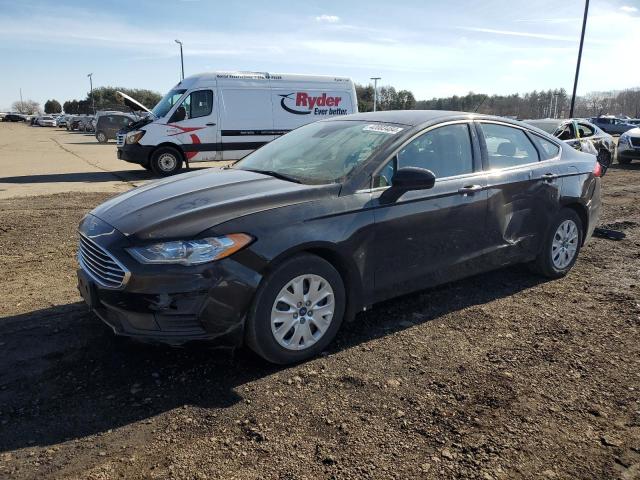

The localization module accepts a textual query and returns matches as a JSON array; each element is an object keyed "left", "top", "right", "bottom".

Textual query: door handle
[
  {"left": 541, "top": 173, "right": 558, "bottom": 182},
  {"left": 458, "top": 184, "right": 483, "bottom": 195},
  {"left": 206, "top": 122, "right": 216, "bottom": 126}
]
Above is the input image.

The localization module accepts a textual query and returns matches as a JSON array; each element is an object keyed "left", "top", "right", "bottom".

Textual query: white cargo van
[{"left": 116, "top": 71, "right": 357, "bottom": 175}]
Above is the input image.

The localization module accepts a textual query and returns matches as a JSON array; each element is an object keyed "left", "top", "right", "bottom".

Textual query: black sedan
[
  {"left": 1, "top": 113, "right": 26, "bottom": 122},
  {"left": 77, "top": 111, "right": 602, "bottom": 364},
  {"left": 524, "top": 118, "right": 615, "bottom": 173}
]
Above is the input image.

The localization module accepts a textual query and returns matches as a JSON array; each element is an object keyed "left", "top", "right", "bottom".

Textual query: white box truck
[{"left": 116, "top": 71, "right": 358, "bottom": 175}]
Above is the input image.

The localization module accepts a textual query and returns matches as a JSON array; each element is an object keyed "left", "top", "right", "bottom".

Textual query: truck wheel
[
  {"left": 245, "top": 254, "right": 346, "bottom": 365},
  {"left": 96, "top": 131, "right": 108, "bottom": 143},
  {"left": 150, "top": 147, "right": 183, "bottom": 176}
]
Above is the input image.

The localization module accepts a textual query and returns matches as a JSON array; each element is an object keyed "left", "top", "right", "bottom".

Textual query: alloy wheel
[
  {"left": 551, "top": 219, "right": 579, "bottom": 269},
  {"left": 270, "top": 274, "right": 335, "bottom": 351}
]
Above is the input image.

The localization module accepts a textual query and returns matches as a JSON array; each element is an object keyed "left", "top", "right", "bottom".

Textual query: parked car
[
  {"left": 95, "top": 113, "right": 136, "bottom": 143},
  {"left": 617, "top": 127, "right": 640, "bottom": 164},
  {"left": 115, "top": 71, "right": 358, "bottom": 175},
  {"left": 37, "top": 116, "right": 57, "bottom": 127},
  {"left": 627, "top": 119, "right": 640, "bottom": 127},
  {"left": 56, "top": 115, "right": 70, "bottom": 128},
  {"left": 68, "top": 115, "right": 89, "bottom": 131},
  {"left": 1, "top": 113, "right": 26, "bottom": 122},
  {"left": 524, "top": 118, "right": 615, "bottom": 173},
  {"left": 590, "top": 116, "right": 637, "bottom": 135},
  {"left": 82, "top": 116, "right": 95, "bottom": 133},
  {"left": 77, "top": 110, "right": 602, "bottom": 364}
]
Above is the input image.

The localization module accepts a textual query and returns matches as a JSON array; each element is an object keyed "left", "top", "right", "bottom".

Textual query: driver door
[
  {"left": 370, "top": 122, "right": 490, "bottom": 301},
  {"left": 167, "top": 89, "right": 220, "bottom": 162}
]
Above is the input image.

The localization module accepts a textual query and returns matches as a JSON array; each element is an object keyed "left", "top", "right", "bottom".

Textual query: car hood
[
  {"left": 625, "top": 127, "right": 640, "bottom": 137},
  {"left": 90, "top": 168, "right": 338, "bottom": 240}
]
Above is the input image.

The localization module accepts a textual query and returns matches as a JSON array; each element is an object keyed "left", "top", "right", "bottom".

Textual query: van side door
[{"left": 167, "top": 89, "right": 220, "bottom": 162}]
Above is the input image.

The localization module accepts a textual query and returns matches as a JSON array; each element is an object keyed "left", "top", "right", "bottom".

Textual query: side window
[
  {"left": 578, "top": 123, "right": 595, "bottom": 138},
  {"left": 189, "top": 90, "right": 213, "bottom": 119},
  {"left": 532, "top": 135, "right": 560, "bottom": 160},
  {"left": 397, "top": 124, "right": 474, "bottom": 178},
  {"left": 481, "top": 123, "right": 539, "bottom": 169}
]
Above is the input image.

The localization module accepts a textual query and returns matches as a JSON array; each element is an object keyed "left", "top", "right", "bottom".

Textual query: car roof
[{"left": 331, "top": 110, "right": 519, "bottom": 127}]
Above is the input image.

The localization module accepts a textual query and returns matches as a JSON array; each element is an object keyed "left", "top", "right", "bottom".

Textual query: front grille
[
  {"left": 78, "top": 235, "right": 128, "bottom": 289},
  {"left": 116, "top": 133, "right": 125, "bottom": 147},
  {"left": 630, "top": 137, "right": 640, "bottom": 148}
]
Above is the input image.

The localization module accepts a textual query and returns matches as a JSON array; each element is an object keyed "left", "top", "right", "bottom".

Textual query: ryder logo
[{"left": 279, "top": 92, "right": 348, "bottom": 116}]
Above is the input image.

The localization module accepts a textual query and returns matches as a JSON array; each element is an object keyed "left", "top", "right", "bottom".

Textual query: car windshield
[
  {"left": 151, "top": 89, "right": 187, "bottom": 118},
  {"left": 235, "top": 120, "right": 404, "bottom": 184}
]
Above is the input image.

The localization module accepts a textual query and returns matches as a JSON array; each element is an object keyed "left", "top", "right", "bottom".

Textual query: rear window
[
  {"left": 531, "top": 135, "right": 560, "bottom": 160},
  {"left": 481, "top": 123, "right": 539, "bottom": 169}
]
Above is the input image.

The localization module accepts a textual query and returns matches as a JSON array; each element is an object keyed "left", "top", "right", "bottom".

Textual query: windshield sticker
[{"left": 363, "top": 124, "right": 404, "bottom": 135}]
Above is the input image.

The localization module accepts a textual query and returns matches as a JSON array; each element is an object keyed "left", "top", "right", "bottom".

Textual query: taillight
[{"left": 593, "top": 161, "right": 602, "bottom": 178}]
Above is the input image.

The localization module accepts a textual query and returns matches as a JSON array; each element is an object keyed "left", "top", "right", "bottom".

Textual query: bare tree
[{"left": 12, "top": 100, "right": 40, "bottom": 115}]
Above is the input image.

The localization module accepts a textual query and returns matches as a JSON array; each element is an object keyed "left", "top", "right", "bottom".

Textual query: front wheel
[
  {"left": 150, "top": 147, "right": 183, "bottom": 176},
  {"left": 245, "top": 254, "right": 346, "bottom": 365},
  {"left": 618, "top": 153, "right": 632, "bottom": 165},
  {"left": 96, "top": 131, "right": 107, "bottom": 143},
  {"left": 530, "top": 208, "right": 583, "bottom": 278}
]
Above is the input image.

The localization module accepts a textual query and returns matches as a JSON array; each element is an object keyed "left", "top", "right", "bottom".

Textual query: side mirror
[{"left": 380, "top": 167, "right": 436, "bottom": 203}]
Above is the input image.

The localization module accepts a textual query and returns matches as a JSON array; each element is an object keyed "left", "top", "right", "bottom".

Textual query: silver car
[{"left": 617, "top": 128, "right": 640, "bottom": 164}]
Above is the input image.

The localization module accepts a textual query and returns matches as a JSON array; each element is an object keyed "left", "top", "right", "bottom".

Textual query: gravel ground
[{"left": 0, "top": 164, "right": 639, "bottom": 479}]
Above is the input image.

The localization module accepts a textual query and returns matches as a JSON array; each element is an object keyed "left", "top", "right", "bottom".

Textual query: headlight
[
  {"left": 126, "top": 234, "right": 253, "bottom": 265},
  {"left": 125, "top": 130, "right": 145, "bottom": 144},
  {"left": 618, "top": 135, "right": 630, "bottom": 146}
]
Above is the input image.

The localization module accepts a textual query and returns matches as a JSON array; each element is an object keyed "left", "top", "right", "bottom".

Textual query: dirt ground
[{"left": 0, "top": 134, "right": 639, "bottom": 479}]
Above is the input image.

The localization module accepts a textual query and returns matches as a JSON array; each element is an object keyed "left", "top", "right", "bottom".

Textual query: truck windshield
[
  {"left": 151, "top": 89, "right": 187, "bottom": 118},
  {"left": 235, "top": 120, "right": 404, "bottom": 184}
]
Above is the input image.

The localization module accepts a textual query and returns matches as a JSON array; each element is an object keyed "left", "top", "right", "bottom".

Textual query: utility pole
[
  {"left": 570, "top": 0, "right": 589, "bottom": 118},
  {"left": 175, "top": 40, "right": 185, "bottom": 81},
  {"left": 87, "top": 73, "right": 94, "bottom": 114},
  {"left": 370, "top": 77, "right": 381, "bottom": 112},
  {"left": 19, "top": 88, "right": 23, "bottom": 104}
]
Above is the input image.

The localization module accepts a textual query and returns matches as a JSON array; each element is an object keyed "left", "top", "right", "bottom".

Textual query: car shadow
[{"left": 0, "top": 264, "right": 546, "bottom": 452}]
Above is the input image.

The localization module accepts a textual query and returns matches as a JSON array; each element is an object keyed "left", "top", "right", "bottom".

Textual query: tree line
[{"left": 11, "top": 84, "right": 640, "bottom": 119}]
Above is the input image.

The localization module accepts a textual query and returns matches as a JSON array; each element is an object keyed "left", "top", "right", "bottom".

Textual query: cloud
[
  {"left": 315, "top": 14, "right": 340, "bottom": 23},
  {"left": 459, "top": 27, "right": 577, "bottom": 42},
  {"left": 621, "top": 6, "right": 638, "bottom": 13}
]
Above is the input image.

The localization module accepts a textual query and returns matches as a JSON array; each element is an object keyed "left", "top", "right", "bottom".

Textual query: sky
[{"left": 1, "top": 0, "right": 639, "bottom": 110}]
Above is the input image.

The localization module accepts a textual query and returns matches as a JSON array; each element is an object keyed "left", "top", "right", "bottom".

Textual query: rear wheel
[
  {"left": 245, "top": 254, "right": 346, "bottom": 365},
  {"left": 530, "top": 208, "right": 583, "bottom": 278},
  {"left": 96, "top": 131, "right": 107, "bottom": 143},
  {"left": 150, "top": 147, "right": 183, "bottom": 176}
]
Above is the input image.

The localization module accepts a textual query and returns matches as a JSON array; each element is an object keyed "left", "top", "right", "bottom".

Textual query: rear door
[
  {"left": 478, "top": 121, "right": 561, "bottom": 264},
  {"left": 167, "top": 89, "right": 220, "bottom": 162}
]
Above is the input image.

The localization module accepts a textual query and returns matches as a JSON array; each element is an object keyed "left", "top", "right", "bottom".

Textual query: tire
[
  {"left": 96, "top": 131, "right": 108, "bottom": 143},
  {"left": 530, "top": 208, "right": 583, "bottom": 279},
  {"left": 618, "top": 153, "right": 632, "bottom": 165},
  {"left": 150, "top": 147, "right": 183, "bottom": 176},
  {"left": 245, "top": 254, "right": 346, "bottom": 365}
]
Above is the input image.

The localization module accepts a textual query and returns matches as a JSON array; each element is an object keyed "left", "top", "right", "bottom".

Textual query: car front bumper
[
  {"left": 76, "top": 215, "right": 262, "bottom": 346},
  {"left": 618, "top": 144, "right": 640, "bottom": 160},
  {"left": 117, "top": 143, "right": 155, "bottom": 166}
]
